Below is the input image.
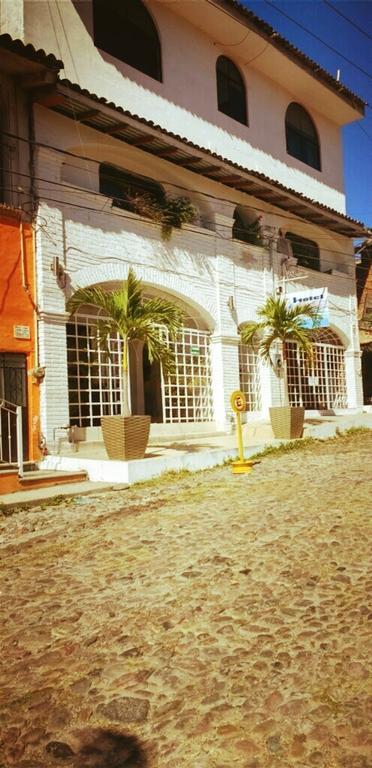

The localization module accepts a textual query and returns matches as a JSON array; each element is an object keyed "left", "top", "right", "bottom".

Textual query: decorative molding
[
  {"left": 211, "top": 334, "right": 240, "bottom": 345},
  {"left": 39, "top": 310, "right": 70, "bottom": 324}
]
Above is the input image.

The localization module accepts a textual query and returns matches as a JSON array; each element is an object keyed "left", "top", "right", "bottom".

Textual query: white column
[
  {"left": 38, "top": 311, "right": 70, "bottom": 447},
  {"left": 344, "top": 349, "right": 363, "bottom": 408},
  {"left": 210, "top": 334, "right": 240, "bottom": 431}
]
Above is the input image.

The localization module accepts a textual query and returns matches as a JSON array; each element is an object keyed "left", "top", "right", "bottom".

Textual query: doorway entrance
[
  {"left": 143, "top": 346, "right": 163, "bottom": 422},
  {"left": 0, "top": 353, "right": 29, "bottom": 462}
]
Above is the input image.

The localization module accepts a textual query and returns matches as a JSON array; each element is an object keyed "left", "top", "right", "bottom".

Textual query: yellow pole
[{"left": 236, "top": 410, "right": 244, "bottom": 462}]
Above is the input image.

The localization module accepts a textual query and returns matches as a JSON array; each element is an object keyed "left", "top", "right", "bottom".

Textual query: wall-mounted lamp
[{"left": 227, "top": 295, "right": 235, "bottom": 312}]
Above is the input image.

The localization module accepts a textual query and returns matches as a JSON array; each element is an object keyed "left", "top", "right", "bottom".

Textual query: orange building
[{"left": 0, "top": 207, "right": 41, "bottom": 463}]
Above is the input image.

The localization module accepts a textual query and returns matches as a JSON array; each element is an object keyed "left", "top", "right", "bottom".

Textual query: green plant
[
  {"left": 67, "top": 268, "right": 183, "bottom": 416},
  {"left": 240, "top": 295, "right": 321, "bottom": 405},
  {"left": 160, "top": 196, "right": 197, "bottom": 240},
  {"left": 128, "top": 192, "right": 197, "bottom": 240}
]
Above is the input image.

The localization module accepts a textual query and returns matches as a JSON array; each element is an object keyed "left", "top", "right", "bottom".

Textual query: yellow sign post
[{"left": 230, "top": 390, "right": 254, "bottom": 474}]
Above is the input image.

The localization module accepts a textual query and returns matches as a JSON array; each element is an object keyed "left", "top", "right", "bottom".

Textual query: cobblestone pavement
[{"left": 0, "top": 431, "right": 371, "bottom": 768}]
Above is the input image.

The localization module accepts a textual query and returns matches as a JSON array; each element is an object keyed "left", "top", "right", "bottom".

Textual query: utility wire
[
  {"left": 322, "top": 1, "right": 372, "bottom": 43},
  {"left": 263, "top": 0, "right": 372, "bottom": 83},
  {"left": 4, "top": 176, "right": 368, "bottom": 279},
  {"left": 2, "top": 126, "right": 369, "bottom": 245}
]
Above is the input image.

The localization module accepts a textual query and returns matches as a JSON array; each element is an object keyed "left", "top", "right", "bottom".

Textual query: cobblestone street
[{"left": 0, "top": 431, "right": 371, "bottom": 768}]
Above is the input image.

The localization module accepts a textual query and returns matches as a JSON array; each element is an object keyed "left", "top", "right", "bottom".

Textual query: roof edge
[
  {"left": 0, "top": 33, "right": 63, "bottom": 71},
  {"left": 54, "top": 78, "right": 370, "bottom": 238},
  {"left": 212, "top": 0, "right": 365, "bottom": 114}
]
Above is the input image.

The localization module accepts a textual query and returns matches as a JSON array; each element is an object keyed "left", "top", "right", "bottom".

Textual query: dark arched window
[
  {"left": 233, "top": 206, "right": 263, "bottom": 245},
  {"left": 216, "top": 56, "right": 247, "bottom": 125},
  {"left": 99, "top": 164, "right": 164, "bottom": 213},
  {"left": 285, "top": 103, "right": 320, "bottom": 170},
  {"left": 285, "top": 232, "right": 320, "bottom": 271},
  {"left": 93, "top": 0, "right": 162, "bottom": 81}
]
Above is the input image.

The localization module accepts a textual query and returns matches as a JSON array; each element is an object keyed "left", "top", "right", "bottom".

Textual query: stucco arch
[
  {"left": 69, "top": 261, "right": 216, "bottom": 331},
  {"left": 312, "top": 324, "right": 350, "bottom": 350}
]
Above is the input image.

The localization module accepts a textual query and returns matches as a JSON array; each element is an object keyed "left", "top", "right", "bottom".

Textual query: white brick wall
[{"left": 34, "top": 139, "right": 362, "bottom": 444}]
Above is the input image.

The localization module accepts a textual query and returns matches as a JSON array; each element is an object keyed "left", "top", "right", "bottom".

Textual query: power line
[
  {"left": 2, "top": 126, "right": 369, "bottom": 247},
  {"left": 322, "top": 1, "right": 372, "bottom": 43},
  {"left": 4, "top": 175, "right": 369, "bottom": 280},
  {"left": 263, "top": 0, "right": 372, "bottom": 84}
]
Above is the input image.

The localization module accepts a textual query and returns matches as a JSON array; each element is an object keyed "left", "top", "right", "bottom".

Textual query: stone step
[
  {"left": 19, "top": 470, "right": 88, "bottom": 490},
  {"left": 0, "top": 480, "right": 117, "bottom": 510},
  {"left": 0, "top": 468, "right": 88, "bottom": 495}
]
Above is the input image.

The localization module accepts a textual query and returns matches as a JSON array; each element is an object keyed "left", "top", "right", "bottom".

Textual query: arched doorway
[
  {"left": 286, "top": 328, "right": 347, "bottom": 409},
  {"left": 66, "top": 289, "right": 214, "bottom": 429}
]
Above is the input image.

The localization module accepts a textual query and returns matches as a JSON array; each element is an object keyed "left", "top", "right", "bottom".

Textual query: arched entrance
[
  {"left": 286, "top": 328, "right": 347, "bottom": 409},
  {"left": 66, "top": 288, "right": 214, "bottom": 429}
]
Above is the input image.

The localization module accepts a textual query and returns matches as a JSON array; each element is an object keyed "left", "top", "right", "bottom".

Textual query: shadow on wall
[
  {"left": 46, "top": 727, "right": 148, "bottom": 767},
  {"left": 59, "top": 196, "right": 217, "bottom": 282}
]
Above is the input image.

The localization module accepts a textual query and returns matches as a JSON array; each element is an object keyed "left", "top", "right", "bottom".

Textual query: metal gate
[
  {"left": 286, "top": 329, "right": 347, "bottom": 409},
  {"left": 0, "top": 353, "right": 28, "bottom": 462}
]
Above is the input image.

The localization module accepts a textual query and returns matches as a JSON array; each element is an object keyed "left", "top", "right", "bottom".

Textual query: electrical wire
[
  {"left": 263, "top": 0, "right": 372, "bottom": 84},
  {"left": 4, "top": 176, "right": 369, "bottom": 282},
  {"left": 322, "top": 1, "right": 372, "bottom": 43},
  {"left": 2, "top": 126, "right": 369, "bottom": 250}
]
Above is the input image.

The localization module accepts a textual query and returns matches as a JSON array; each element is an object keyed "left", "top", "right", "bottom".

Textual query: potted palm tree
[
  {"left": 240, "top": 295, "right": 321, "bottom": 439},
  {"left": 67, "top": 268, "right": 183, "bottom": 460}
]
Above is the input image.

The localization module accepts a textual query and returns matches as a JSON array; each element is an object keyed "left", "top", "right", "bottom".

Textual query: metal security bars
[
  {"left": 161, "top": 327, "right": 213, "bottom": 423},
  {"left": 238, "top": 344, "right": 262, "bottom": 411},
  {"left": 287, "top": 329, "right": 347, "bottom": 409},
  {"left": 67, "top": 317, "right": 213, "bottom": 426},
  {"left": 67, "top": 319, "right": 122, "bottom": 427},
  {"left": 0, "top": 399, "right": 24, "bottom": 475}
]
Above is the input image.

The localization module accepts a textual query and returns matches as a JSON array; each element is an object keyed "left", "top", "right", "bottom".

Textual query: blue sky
[{"left": 242, "top": 0, "right": 372, "bottom": 230}]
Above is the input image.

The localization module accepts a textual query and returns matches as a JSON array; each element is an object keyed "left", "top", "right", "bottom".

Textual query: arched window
[
  {"left": 287, "top": 329, "right": 347, "bottom": 409},
  {"left": 216, "top": 56, "right": 247, "bottom": 125},
  {"left": 285, "top": 102, "right": 320, "bottom": 170},
  {"left": 93, "top": 0, "right": 162, "bottom": 81},
  {"left": 285, "top": 232, "right": 320, "bottom": 271},
  {"left": 99, "top": 164, "right": 164, "bottom": 214},
  {"left": 233, "top": 206, "right": 262, "bottom": 245}
]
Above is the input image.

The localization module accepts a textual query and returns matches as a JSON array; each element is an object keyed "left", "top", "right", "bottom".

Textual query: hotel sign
[{"left": 286, "top": 288, "right": 329, "bottom": 328}]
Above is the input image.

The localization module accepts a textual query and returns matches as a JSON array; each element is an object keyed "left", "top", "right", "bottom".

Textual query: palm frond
[{"left": 240, "top": 320, "right": 267, "bottom": 346}]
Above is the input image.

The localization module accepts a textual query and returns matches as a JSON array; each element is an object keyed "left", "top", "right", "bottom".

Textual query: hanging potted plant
[
  {"left": 240, "top": 295, "right": 321, "bottom": 439},
  {"left": 128, "top": 192, "right": 197, "bottom": 241},
  {"left": 67, "top": 269, "right": 182, "bottom": 460}
]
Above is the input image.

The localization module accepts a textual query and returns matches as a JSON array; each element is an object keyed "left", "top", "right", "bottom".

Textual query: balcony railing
[{"left": 0, "top": 399, "right": 24, "bottom": 477}]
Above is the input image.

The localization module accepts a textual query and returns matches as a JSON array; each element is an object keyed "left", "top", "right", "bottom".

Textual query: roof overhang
[
  {"left": 35, "top": 79, "right": 370, "bottom": 239},
  {"left": 165, "top": 0, "right": 365, "bottom": 124},
  {"left": 0, "top": 34, "right": 62, "bottom": 94}
]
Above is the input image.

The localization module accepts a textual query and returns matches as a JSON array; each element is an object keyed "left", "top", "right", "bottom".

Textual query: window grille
[
  {"left": 239, "top": 344, "right": 262, "bottom": 411},
  {"left": 67, "top": 318, "right": 213, "bottom": 426},
  {"left": 161, "top": 327, "right": 213, "bottom": 423},
  {"left": 67, "top": 319, "right": 122, "bottom": 427},
  {"left": 286, "top": 329, "right": 347, "bottom": 409}
]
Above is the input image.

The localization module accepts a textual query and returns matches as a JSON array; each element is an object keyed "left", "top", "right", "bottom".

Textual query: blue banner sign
[{"left": 286, "top": 288, "right": 329, "bottom": 328}]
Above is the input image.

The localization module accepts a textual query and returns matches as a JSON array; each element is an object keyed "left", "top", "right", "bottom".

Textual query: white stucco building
[{"left": 1, "top": 0, "right": 369, "bottom": 444}]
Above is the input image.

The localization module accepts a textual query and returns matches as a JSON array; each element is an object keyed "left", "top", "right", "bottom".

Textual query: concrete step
[
  {"left": 19, "top": 469, "right": 88, "bottom": 490},
  {"left": 0, "top": 481, "right": 118, "bottom": 510},
  {"left": 0, "top": 468, "right": 88, "bottom": 495}
]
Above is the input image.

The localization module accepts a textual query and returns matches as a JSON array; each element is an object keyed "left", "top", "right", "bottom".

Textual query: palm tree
[
  {"left": 240, "top": 295, "right": 321, "bottom": 405},
  {"left": 67, "top": 268, "right": 183, "bottom": 416}
]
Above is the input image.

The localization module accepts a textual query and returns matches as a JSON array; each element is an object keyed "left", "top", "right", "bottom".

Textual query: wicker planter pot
[
  {"left": 269, "top": 406, "right": 305, "bottom": 439},
  {"left": 101, "top": 415, "right": 151, "bottom": 460}
]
